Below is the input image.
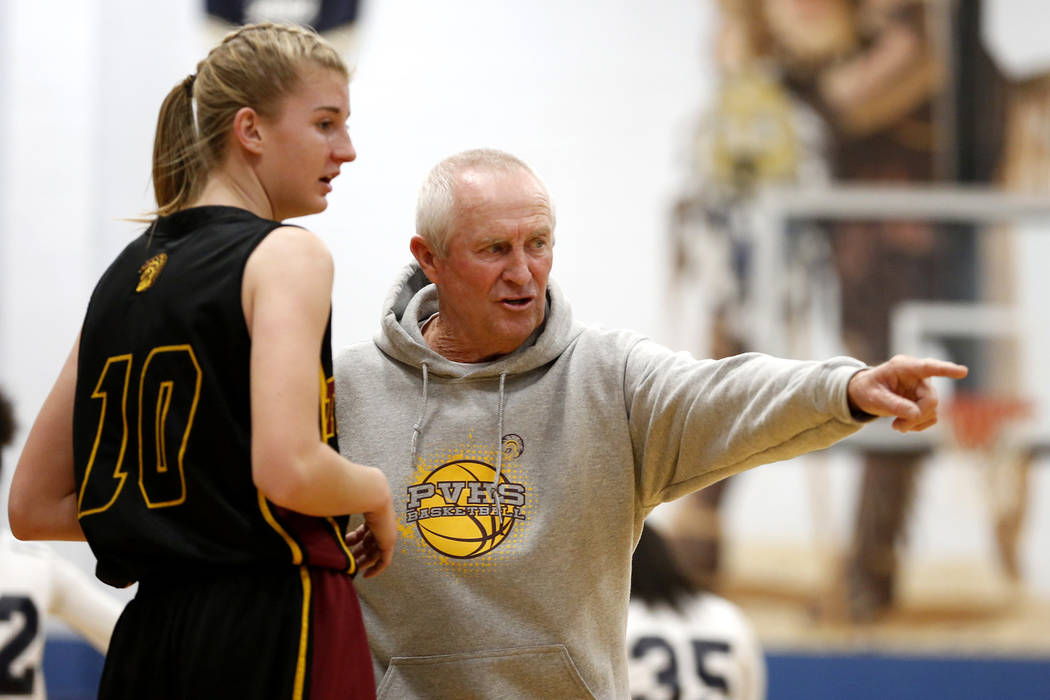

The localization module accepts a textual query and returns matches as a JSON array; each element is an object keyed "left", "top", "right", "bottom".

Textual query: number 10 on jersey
[{"left": 77, "top": 345, "right": 202, "bottom": 517}]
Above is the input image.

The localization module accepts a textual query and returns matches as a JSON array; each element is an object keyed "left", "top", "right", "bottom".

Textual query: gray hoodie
[{"left": 334, "top": 263, "right": 867, "bottom": 699}]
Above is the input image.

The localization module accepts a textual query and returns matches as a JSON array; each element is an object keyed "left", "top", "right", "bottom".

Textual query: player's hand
[
  {"left": 847, "top": 355, "right": 968, "bottom": 433},
  {"left": 346, "top": 498, "right": 397, "bottom": 578}
]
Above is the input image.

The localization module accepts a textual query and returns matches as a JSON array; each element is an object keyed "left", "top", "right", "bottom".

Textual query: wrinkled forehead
[{"left": 454, "top": 167, "right": 554, "bottom": 226}]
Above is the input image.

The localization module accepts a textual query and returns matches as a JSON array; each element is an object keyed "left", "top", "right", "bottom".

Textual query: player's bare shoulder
[
  {"left": 245, "top": 225, "right": 334, "bottom": 288},
  {"left": 258, "top": 225, "right": 333, "bottom": 265}
]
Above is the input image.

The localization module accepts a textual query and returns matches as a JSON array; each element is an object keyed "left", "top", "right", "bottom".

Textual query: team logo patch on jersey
[{"left": 136, "top": 253, "right": 168, "bottom": 292}]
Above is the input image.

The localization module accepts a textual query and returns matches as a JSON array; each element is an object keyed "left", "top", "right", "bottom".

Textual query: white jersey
[
  {"left": 0, "top": 532, "right": 123, "bottom": 700},
  {"left": 627, "top": 592, "right": 766, "bottom": 700}
]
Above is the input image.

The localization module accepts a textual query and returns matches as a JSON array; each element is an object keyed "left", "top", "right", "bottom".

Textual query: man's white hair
[{"left": 415, "top": 148, "right": 556, "bottom": 257}]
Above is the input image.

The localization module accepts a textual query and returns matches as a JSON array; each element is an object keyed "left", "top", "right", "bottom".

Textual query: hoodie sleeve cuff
[{"left": 845, "top": 366, "right": 878, "bottom": 423}]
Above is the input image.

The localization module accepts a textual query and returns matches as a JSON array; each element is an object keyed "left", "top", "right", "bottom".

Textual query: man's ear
[
  {"left": 232, "top": 106, "right": 264, "bottom": 155},
  {"left": 410, "top": 236, "right": 440, "bottom": 282}
]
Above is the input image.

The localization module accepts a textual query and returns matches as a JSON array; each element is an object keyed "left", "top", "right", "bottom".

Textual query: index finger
[{"left": 916, "top": 359, "right": 968, "bottom": 379}]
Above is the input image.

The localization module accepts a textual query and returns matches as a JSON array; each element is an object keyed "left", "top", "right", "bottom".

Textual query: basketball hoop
[{"left": 945, "top": 392, "right": 1033, "bottom": 450}]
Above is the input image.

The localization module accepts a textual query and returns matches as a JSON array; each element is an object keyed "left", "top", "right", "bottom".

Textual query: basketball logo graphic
[{"left": 405, "top": 458, "right": 527, "bottom": 559}]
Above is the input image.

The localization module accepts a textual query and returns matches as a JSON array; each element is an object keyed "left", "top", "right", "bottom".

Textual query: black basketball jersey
[{"left": 73, "top": 206, "right": 354, "bottom": 587}]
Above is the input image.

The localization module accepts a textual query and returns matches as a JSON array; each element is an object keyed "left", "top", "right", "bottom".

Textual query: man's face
[{"left": 428, "top": 167, "right": 554, "bottom": 360}]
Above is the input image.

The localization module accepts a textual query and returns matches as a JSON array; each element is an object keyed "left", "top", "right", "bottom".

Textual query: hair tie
[{"left": 184, "top": 74, "right": 196, "bottom": 98}]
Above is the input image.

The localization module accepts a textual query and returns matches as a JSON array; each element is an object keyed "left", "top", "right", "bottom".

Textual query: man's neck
[{"left": 422, "top": 315, "right": 509, "bottom": 364}]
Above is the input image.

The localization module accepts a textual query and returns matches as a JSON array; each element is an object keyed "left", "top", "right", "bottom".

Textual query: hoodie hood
[{"left": 374, "top": 262, "right": 584, "bottom": 379}]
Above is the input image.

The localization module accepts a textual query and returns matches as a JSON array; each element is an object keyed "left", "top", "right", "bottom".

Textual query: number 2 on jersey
[
  {"left": 77, "top": 345, "right": 201, "bottom": 517},
  {"left": 0, "top": 595, "right": 39, "bottom": 695}
]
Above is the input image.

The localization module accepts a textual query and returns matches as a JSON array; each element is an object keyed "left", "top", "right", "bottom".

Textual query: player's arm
[
  {"left": 49, "top": 553, "right": 125, "bottom": 652},
  {"left": 243, "top": 226, "right": 394, "bottom": 569},
  {"left": 8, "top": 338, "right": 85, "bottom": 541},
  {"left": 735, "top": 608, "right": 767, "bottom": 700}
]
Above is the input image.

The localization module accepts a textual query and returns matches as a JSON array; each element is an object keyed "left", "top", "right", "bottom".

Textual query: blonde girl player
[{"left": 8, "top": 23, "right": 395, "bottom": 699}]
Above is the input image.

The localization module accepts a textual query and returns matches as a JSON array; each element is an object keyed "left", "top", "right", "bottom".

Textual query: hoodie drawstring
[
  {"left": 493, "top": 372, "right": 507, "bottom": 525},
  {"left": 410, "top": 364, "right": 509, "bottom": 526},
  {"left": 410, "top": 362, "right": 430, "bottom": 464}
]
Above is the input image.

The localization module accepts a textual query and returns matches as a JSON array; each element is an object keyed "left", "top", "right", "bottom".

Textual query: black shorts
[{"left": 99, "top": 565, "right": 374, "bottom": 699}]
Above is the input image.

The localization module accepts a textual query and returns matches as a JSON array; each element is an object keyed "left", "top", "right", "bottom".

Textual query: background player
[
  {"left": 628, "top": 523, "right": 766, "bottom": 700},
  {"left": 1, "top": 388, "right": 124, "bottom": 700},
  {"left": 7, "top": 23, "right": 394, "bottom": 699}
]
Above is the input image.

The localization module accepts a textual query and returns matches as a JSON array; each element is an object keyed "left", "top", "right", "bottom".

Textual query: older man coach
[{"left": 335, "top": 148, "right": 967, "bottom": 699}]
